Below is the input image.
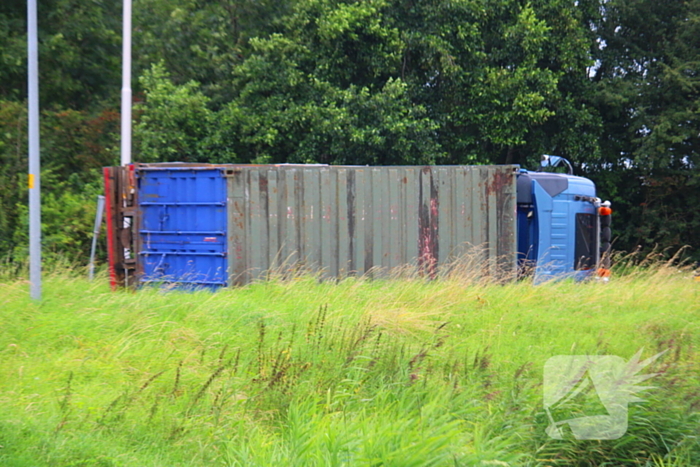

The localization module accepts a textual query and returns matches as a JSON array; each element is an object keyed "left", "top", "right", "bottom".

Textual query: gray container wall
[{"left": 226, "top": 165, "right": 517, "bottom": 285}]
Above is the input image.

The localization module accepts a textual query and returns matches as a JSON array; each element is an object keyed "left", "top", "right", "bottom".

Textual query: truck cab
[{"left": 516, "top": 166, "right": 611, "bottom": 283}]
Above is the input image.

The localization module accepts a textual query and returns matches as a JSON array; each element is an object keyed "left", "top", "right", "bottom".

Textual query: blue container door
[{"left": 138, "top": 167, "right": 228, "bottom": 288}]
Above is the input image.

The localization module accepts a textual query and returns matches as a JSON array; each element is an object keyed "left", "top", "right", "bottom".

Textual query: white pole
[
  {"left": 120, "top": 0, "right": 133, "bottom": 280},
  {"left": 28, "top": 0, "right": 41, "bottom": 301},
  {"left": 121, "top": 0, "right": 132, "bottom": 166}
]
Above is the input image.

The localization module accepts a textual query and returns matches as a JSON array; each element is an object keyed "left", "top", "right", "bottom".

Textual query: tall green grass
[{"left": 0, "top": 267, "right": 698, "bottom": 466}]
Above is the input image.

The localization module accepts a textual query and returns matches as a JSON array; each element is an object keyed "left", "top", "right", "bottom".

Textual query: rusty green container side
[{"left": 225, "top": 165, "right": 517, "bottom": 285}]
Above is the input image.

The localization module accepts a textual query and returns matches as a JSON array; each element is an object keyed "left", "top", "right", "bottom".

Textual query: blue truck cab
[{"left": 516, "top": 163, "right": 611, "bottom": 283}]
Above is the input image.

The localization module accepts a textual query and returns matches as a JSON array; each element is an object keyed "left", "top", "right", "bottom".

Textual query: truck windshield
[{"left": 575, "top": 213, "right": 597, "bottom": 270}]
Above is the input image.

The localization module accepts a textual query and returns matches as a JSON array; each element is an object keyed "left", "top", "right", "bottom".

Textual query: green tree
[
  {"left": 210, "top": 0, "right": 440, "bottom": 165},
  {"left": 0, "top": 101, "right": 26, "bottom": 257},
  {"left": 0, "top": 0, "right": 26, "bottom": 101},
  {"left": 200, "top": 0, "right": 602, "bottom": 168},
  {"left": 0, "top": 0, "right": 123, "bottom": 262},
  {"left": 1, "top": 0, "right": 121, "bottom": 109},
  {"left": 133, "top": 0, "right": 296, "bottom": 107},
  {"left": 134, "top": 63, "right": 214, "bottom": 162},
  {"left": 0, "top": 102, "right": 118, "bottom": 261},
  {"left": 11, "top": 171, "right": 105, "bottom": 263},
  {"left": 387, "top": 0, "right": 601, "bottom": 166},
  {"left": 587, "top": 0, "right": 700, "bottom": 259}
]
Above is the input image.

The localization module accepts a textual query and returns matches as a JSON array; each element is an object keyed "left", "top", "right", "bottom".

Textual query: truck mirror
[{"left": 540, "top": 155, "right": 574, "bottom": 175}]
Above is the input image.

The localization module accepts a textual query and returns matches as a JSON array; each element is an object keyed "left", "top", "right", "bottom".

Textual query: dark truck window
[{"left": 575, "top": 213, "right": 597, "bottom": 270}]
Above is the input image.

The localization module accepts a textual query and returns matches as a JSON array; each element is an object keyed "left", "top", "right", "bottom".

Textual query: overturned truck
[{"left": 103, "top": 163, "right": 611, "bottom": 288}]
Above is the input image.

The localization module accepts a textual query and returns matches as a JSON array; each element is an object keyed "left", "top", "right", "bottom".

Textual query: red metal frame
[{"left": 103, "top": 167, "right": 118, "bottom": 290}]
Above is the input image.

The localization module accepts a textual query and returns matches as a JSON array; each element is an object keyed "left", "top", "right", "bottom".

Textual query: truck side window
[{"left": 575, "top": 213, "right": 597, "bottom": 270}]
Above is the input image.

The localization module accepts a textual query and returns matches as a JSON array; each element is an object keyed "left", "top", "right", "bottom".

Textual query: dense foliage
[{"left": 0, "top": 0, "right": 698, "bottom": 262}]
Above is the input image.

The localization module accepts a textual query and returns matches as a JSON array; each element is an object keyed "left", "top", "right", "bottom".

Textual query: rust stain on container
[{"left": 486, "top": 169, "right": 514, "bottom": 196}]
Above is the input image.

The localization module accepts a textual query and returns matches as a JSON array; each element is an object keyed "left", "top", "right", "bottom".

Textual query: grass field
[{"left": 0, "top": 267, "right": 698, "bottom": 466}]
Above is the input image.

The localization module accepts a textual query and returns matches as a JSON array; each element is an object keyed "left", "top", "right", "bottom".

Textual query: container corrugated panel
[
  {"left": 137, "top": 167, "right": 228, "bottom": 287},
  {"left": 225, "top": 165, "right": 517, "bottom": 285}
]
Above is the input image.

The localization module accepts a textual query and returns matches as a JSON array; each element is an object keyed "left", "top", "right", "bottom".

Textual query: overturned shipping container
[{"left": 103, "top": 164, "right": 518, "bottom": 288}]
